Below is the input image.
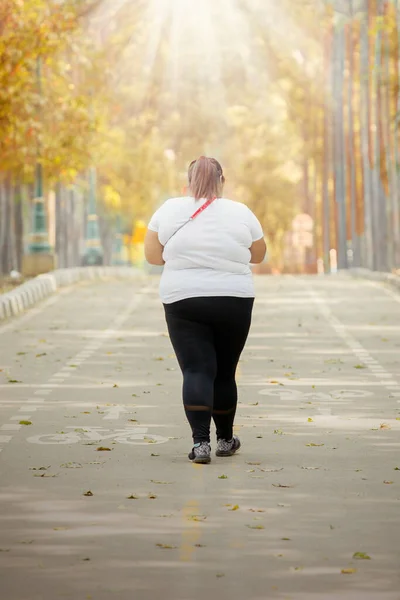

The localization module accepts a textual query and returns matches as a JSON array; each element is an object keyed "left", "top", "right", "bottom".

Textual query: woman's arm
[
  {"left": 250, "top": 238, "right": 267, "bottom": 264},
  {"left": 144, "top": 230, "right": 165, "bottom": 266}
]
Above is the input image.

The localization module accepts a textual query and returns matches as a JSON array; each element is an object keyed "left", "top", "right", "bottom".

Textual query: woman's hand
[
  {"left": 144, "top": 230, "right": 165, "bottom": 266},
  {"left": 250, "top": 238, "right": 267, "bottom": 264}
]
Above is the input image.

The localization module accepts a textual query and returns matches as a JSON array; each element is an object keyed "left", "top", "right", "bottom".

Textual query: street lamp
[{"left": 22, "top": 56, "right": 55, "bottom": 276}]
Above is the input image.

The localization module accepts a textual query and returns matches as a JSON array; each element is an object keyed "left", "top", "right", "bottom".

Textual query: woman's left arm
[{"left": 144, "top": 230, "right": 165, "bottom": 266}]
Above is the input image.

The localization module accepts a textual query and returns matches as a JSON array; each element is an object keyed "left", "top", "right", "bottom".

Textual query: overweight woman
[{"left": 144, "top": 156, "right": 266, "bottom": 464}]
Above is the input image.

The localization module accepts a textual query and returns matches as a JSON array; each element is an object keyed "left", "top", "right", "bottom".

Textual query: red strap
[{"left": 189, "top": 197, "right": 216, "bottom": 221}]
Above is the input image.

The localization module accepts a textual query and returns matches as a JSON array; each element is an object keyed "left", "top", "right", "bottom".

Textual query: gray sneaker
[
  {"left": 216, "top": 436, "right": 241, "bottom": 457},
  {"left": 188, "top": 442, "right": 211, "bottom": 464}
]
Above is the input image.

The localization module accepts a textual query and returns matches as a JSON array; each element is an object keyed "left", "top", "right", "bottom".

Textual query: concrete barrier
[{"left": 0, "top": 267, "right": 142, "bottom": 322}]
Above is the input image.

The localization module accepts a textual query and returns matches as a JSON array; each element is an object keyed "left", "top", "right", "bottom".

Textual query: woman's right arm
[
  {"left": 247, "top": 207, "right": 267, "bottom": 264},
  {"left": 250, "top": 237, "right": 267, "bottom": 264}
]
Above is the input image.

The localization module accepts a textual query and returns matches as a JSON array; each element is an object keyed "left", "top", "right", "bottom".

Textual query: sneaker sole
[
  {"left": 192, "top": 456, "right": 211, "bottom": 464},
  {"left": 215, "top": 450, "right": 237, "bottom": 457},
  {"left": 216, "top": 441, "right": 241, "bottom": 457}
]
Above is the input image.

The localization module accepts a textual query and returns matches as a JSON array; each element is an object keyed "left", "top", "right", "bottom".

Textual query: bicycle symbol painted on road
[{"left": 27, "top": 426, "right": 169, "bottom": 445}]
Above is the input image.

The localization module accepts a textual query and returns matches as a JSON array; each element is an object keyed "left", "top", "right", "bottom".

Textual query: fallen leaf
[
  {"left": 260, "top": 468, "right": 284, "bottom": 473},
  {"left": 394, "top": 467, "right": 400, "bottom": 471},
  {"left": 308, "top": 418, "right": 314, "bottom": 423},
  {"left": 156, "top": 544, "right": 177, "bottom": 549},
  {"left": 274, "top": 429, "right": 283, "bottom": 435},
  {"left": 229, "top": 505, "right": 240, "bottom": 511},
  {"left": 194, "top": 544, "right": 206, "bottom": 548},
  {"left": 281, "top": 537, "right": 291, "bottom": 541},
  {"left": 216, "top": 573, "right": 225, "bottom": 578},
  {"left": 96, "top": 447, "right": 112, "bottom": 451},
  {"left": 353, "top": 552, "right": 371, "bottom": 560},
  {"left": 301, "top": 466, "right": 319, "bottom": 470},
  {"left": 187, "top": 515, "right": 207, "bottom": 522},
  {"left": 60, "top": 462, "right": 82, "bottom": 469},
  {"left": 272, "top": 484, "right": 295, "bottom": 488},
  {"left": 218, "top": 474, "right": 228, "bottom": 479},
  {"left": 249, "top": 509, "right": 265, "bottom": 513},
  {"left": 36, "top": 353, "right": 47, "bottom": 358},
  {"left": 8, "top": 379, "right": 22, "bottom": 384},
  {"left": 354, "top": 365, "right": 366, "bottom": 369},
  {"left": 256, "top": 435, "right": 263, "bottom": 439},
  {"left": 53, "top": 527, "right": 69, "bottom": 531},
  {"left": 246, "top": 462, "right": 261, "bottom": 466},
  {"left": 250, "top": 402, "right": 259, "bottom": 406},
  {"left": 29, "top": 466, "right": 50, "bottom": 471},
  {"left": 151, "top": 480, "right": 174, "bottom": 485},
  {"left": 151, "top": 453, "right": 160, "bottom": 457},
  {"left": 83, "top": 491, "right": 93, "bottom": 497},
  {"left": 82, "top": 558, "right": 91, "bottom": 561},
  {"left": 34, "top": 473, "right": 58, "bottom": 478},
  {"left": 148, "top": 493, "right": 157, "bottom": 499},
  {"left": 380, "top": 423, "right": 391, "bottom": 430},
  {"left": 341, "top": 568, "right": 357, "bottom": 575},
  {"left": 384, "top": 480, "right": 394, "bottom": 484},
  {"left": 127, "top": 495, "right": 138, "bottom": 500},
  {"left": 306, "top": 443, "right": 324, "bottom": 447},
  {"left": 246, "top": 524, "right": 265, "bottom": 530},
  {"left": 113, "top": 384, "right": 119, "bottom": 388}
]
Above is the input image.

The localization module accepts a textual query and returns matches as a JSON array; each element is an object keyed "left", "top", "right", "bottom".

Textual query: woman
[{"left": 145, "top": 156, "right": 266, "bottom": 464}]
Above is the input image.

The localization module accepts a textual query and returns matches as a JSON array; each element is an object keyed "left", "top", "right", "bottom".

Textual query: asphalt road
[{"left": 0, "top": 274, "right": 400, "bottom": 600}]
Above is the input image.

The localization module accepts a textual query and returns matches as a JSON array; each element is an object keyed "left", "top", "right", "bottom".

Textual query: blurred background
[{"left": 1, "top": 0, "right": 400, "bottom": 286}]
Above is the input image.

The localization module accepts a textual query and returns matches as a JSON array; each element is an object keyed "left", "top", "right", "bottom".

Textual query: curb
[
  {"left": 0, "top": 267, "right": 142, "bottom": 322},
  {"left": 350, "top": 268, "right": 400, "bottom": 292}
]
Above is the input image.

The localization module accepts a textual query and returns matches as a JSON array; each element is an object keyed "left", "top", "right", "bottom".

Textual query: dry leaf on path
[
  {"left": 353, "top": 552, "right": 371, "bottom": 560},
  {"left": 341, "top": 568, "right": 357, "bottom": 575}
]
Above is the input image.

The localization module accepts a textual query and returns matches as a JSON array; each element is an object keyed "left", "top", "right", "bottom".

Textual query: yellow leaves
[{"left": 341, "top": 568, "right": 357, "bottom": 575}]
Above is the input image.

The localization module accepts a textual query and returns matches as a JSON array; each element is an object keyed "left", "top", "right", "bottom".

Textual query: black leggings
[{"left": 164, "top": 297, "right": 254, "bottom": 444}]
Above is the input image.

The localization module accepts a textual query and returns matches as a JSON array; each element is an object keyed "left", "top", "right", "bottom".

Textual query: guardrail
[{"left": 0, "top": 267, "right": 142, "bottom": 321}]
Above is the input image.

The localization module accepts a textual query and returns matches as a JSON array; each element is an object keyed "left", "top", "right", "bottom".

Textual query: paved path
[{"left": 0, "top": 275, "right": 400, "bottom": 600}]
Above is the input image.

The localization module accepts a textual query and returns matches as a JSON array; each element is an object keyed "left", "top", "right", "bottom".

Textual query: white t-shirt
[{"left": 148, "top": 196, "right": 264, "bottom": 304}]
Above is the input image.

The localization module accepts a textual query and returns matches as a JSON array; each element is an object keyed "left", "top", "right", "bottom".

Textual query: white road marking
[
  {"left": 102, "top": 406, "right": 128, "bottom": 420},
  {"left": 0, "top": 287, "right": 153, "bottom": 450},
  {"left": 0, "top": 291, "right": 69, "bottom": 335},
  {"left": 0, "top": 435, "right": 13, "bottom": 443}
]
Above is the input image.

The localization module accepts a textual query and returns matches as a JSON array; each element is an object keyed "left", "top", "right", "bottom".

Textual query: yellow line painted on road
[{"left": 180, "top": 465, "right": 204, "bottom": 562}]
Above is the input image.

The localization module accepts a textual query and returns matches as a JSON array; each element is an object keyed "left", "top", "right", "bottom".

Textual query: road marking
[
  {"left": 303, "top": 286, "right": 400, "bottom": 401},
  {"left": 0, "top": 287, "right": 153, "bottom": 452},
  {"left": 0, "top": 435, "right": 13, "bottom": 443},
  {"left": 0, "top": 287, "right": 72, "bottom": 335},
  {"left": 368, "top": 281, "right": 400, "bottom": 305},
  {"left": 102, "top": 406, "right": 128, "bottom": 420}
]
